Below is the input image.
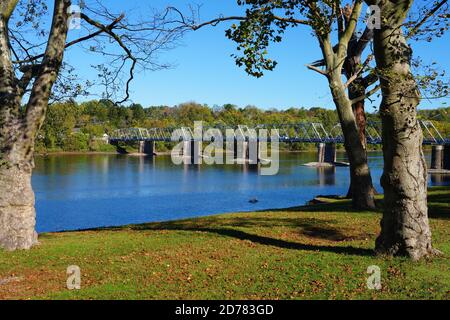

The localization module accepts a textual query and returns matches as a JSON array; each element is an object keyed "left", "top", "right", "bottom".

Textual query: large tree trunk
[
  {"left": 0, "top": 164, "right": 37, "bottom": 250},
  {"left": 372, "top": 0, "right": 436, "bottom": 260},
  {"left": 0, "top": 0, "right": 70, "bottom": 251},
  {"left": 0, "top": 6, "right": 37, "bottom": 250}
]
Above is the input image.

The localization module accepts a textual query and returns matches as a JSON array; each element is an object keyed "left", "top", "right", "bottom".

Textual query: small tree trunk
[
  {"left": 329, "top": 75, "right": 376, "bottom": 210},
  {"left": 353, "top": 99, "right": 367, "bottom": 149},
  {"left": 0, "top": 163, "right": 38, "bottom": 250},
  {"left": 346, "top": 78, "right": 377, "bottom": 202},
  {"left": 372, "top": 0, "right": 436, "bottom": 260},
  {"left": 340, "top": 6, "right": 377, "bottom": 204}
]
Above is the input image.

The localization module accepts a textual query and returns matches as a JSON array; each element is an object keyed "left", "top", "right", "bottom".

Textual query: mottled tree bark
[
  {"left": 0, "top": 0, "right": 70, "bottom": 250},
  {"left": 0, "top": 166, "right": 37, "bottom": 250},
  {"left": 371, "top": 0, "right": 437, "bottom": 260}
]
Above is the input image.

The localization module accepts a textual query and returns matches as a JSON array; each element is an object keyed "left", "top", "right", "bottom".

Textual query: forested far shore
[{"left": 36, "top": 100, "right": 450, "bottom": 154}]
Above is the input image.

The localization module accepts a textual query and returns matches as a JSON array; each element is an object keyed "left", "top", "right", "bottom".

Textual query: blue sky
[{"left": 63, "top": 0, "right": 449, "bottom": 110}]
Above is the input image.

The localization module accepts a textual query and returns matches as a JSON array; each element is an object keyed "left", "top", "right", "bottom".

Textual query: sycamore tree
[
  {"left": 0, "top": 0, "right": 183, "bottom": 251},
  {"left": 365, "top": 0, "right": 448, "bottom": 260}
]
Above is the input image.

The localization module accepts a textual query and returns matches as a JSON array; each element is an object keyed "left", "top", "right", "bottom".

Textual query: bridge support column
[
  {"left": 183, "top": 140, "right": 201, "bottom": 164},
  {"left": 444, "top": 145, "right": 450, "bottom": 170},
  {"left": 317, "top": 143, "right": 325, "bottom": 163},
  {"left": 139, "top": 141, "right": 155, "bottom": 156},
  {"left": 234, "top": 140, "right": 249, "bottom": 164},
  {"left": 431, "top": 145, "right": 444, "bottom": 170},
  {"left": 191, "top": 140, "right": 202, "bottom": 165},
  {"left": 248, "top": 140, "right": 261, "bottom": 166},
  {"left": 324, "top": 143, "right": 336, "bottom": 163},
  {"left": 317, "top": 143, "right": 336, "bottom": 163}
]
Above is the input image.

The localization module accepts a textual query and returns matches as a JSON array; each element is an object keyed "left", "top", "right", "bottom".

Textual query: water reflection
[
  {"left": 317, "top": 167, "right": 336, "bottom": 186},
  {"left": 430, "top": 173, "right": 450, "bottom": 186},
  {"left": 32, "top": 152, "right": 447, "bottom": 233}
]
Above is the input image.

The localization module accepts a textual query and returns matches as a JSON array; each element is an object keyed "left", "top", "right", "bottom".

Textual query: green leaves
[
  {"left": 225, "top": 1, "right": 296, "bottom": 77},
  {"left": 224, "top": 1, "right": 334, "bottom": 77}
]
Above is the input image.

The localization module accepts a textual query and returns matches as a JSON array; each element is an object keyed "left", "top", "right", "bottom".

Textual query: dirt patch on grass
[{"left": 0, "top": 268, "right": 66, "bottom": 299}]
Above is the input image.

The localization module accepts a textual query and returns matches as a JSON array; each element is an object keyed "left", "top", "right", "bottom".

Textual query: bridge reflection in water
[{"left": 33, "top": 152, "right": 450, "bottom": 233}]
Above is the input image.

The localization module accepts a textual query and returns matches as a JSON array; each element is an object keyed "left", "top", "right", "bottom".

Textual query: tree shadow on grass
[
  {"left": 154, "top": 226, "right": 371, "bottom": 256},
  {"left": 427, "top": 192, "right": 450, "bottom": 216},
  {"left": 271, "top": 201, "right": 382, "bottom": 214},
  {"left": 120, "top": 221, "right": 376, "bottom": 257}
]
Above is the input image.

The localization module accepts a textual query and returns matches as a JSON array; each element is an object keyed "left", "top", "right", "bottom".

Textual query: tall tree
[
  {"left": 0, "top": 0, "right": 182, "bottom": 250},
  {"left": 366, "top": 0, "right": 447, "bottom": 260}
]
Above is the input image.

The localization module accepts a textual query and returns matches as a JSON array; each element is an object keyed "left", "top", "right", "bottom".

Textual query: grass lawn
[{"left": 0, "top": 187, "right": 449, "bottom": 300}]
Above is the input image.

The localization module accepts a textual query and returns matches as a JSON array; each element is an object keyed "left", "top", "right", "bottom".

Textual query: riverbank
[
  {"left": 0, "top": 187, "right": 448, "bottom": 300},
  {"left": 34, "top": 149, "right": 381, "bottom": 156}
]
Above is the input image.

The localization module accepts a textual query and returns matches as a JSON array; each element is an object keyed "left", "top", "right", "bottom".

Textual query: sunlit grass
[{"left": 0, "top": 187, "right": 448, "bottom": 300}]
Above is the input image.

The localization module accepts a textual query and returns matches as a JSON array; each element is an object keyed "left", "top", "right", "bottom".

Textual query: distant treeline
[{"left": 36, "top": 100, "right": 450, "bottom": 153}]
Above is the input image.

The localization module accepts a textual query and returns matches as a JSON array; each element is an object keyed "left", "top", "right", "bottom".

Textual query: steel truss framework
[{"left": 108, "top": 121, "right": 450, "bottom": 145}]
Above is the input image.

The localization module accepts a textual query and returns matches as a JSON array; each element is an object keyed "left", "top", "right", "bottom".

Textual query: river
[{"left": 33, "top": 152, "right": 449, "bottom": 232}]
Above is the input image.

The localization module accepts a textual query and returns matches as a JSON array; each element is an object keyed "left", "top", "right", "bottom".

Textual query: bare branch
[
  {"left": 351, "top": 84, "right": 381, "bottom": 104},
  {"left": 407, "top": 0, "right": 448, "bottom": 39},
  {"left": 344, "top": 55, "right": 374, "bottom": 88},
  {"left": 81, "top": 13, "right": 137, "bottom": 104},
  {"left": 352, "top": 27, "right": 374, "bottom": 57},
  {"left": 166, "top": 6, "right": 309, "bottom": 31},
  {"left": 337, "top": 0, "right": 364, "bottom": 58},
  {"left": 306, "top": 64, "right": 328, "bottom": 76},
  {"left": 13, "top": 14, "right": 124, "bottom": 65}
]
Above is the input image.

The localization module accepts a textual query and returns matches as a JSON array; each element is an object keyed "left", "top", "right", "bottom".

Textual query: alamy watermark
[
  {"left": 170, "top": 121, "right": 280, "bottom": 176},
  {"left": 67, "top": 265, "right": 81, "bottom": 290},
  {"left": 366, "top": 5, "right": 381, "bottom": 30},
  {"left": 366, "top": 265, "right": 382, "bottom": 290},
  {"left": 68, "top": 5, "right": 81, "bottom": 30}
]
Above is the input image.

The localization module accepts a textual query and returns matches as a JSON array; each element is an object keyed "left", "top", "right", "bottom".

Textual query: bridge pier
[
  {"left": 444, "top": 145, "right": 450, "bottom": 170},
  {"left": 317, "top": 143, "right": 325, "bottom": 163},
  {"left": 324, "top": 143, "right": 336, "bottom": 163},
  {"left": 234, "top": 139, "right": 261, "bottom": 165},
  {"left": 431, "top": 145, "right": 444, "bottom": 170},
  {"left": 138, "top": 141, "right": 155, "bottom": 156},
  {"left": 183, "top": 140, "right": 202, "bottom": 164},
  {"left": 248, "top": 140, "right": 261, "bottom": 165},
  {"left": 317, "top": 143, "right": 336, "bottom": 163},
  {"left": 234, "top": 140, "right": 248, "bottom": 164}
]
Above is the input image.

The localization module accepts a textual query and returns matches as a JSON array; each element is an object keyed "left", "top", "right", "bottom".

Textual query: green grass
[{"left": 0, "top": 187, "right": 449, "bottom": 300}]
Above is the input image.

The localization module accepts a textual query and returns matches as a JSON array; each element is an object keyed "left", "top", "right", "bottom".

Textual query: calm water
[{"left": 33, "top": 152, "right": 450, "bottom": 233}]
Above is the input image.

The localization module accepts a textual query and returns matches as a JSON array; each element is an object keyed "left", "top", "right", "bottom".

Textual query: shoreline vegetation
[
  {"left": 0, "top": 187, "right": 448, "bottom": 300},
  {"left": 35, "top": 100, "right": 449, "bottom": 155}
]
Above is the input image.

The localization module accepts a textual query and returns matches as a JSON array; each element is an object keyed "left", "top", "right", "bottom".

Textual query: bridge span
[{"left": 108, "top": 121, "right": 450, "bottom": 170}]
